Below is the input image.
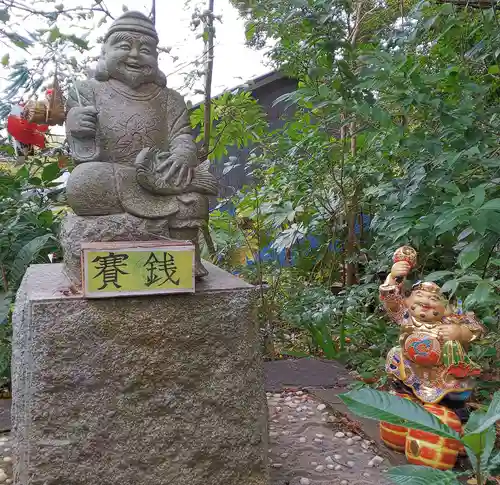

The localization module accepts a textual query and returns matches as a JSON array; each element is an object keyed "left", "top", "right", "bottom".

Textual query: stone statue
[
  {"left": 64, "top": 11, "right": 218, "bottom": 279},
  {"left": 379, "top": 247, "right": 486, "bottom": 407}
]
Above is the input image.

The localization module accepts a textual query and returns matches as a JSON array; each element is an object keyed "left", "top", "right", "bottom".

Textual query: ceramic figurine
[
  {"left": 378, "top": 246, "right": 486, "bottom": 469},
  {"left": 380, "top": 246, "right": 485, "bottom": 405}
]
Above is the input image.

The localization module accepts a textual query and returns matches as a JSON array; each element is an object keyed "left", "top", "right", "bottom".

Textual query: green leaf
[
  {"left": 465, "top": 391, "right": 500, "bottom": 436},
  {"left": 0, "top": 293, "right": 11, "bottom": 324},
  {"left": 462, "top": 410, "right": 495, "bottom": 472},
  {"left": 9, "top": 234, "right": 55, "bottom": 286},
  {"left": 458, "top": 240, "right": 482, "bottom": 269},
  {"left": 245, "top": 21, "right": 255, "bottom": 41},
  {"left": 386, "top": 465, "right": 460, "bottom": 485},
  {"left": 339, "top": 389, "right": 460, "bottom": 440},
  {"left": 48, "top": 27, "right": 61, "bottom": 42},
  {"left": 470, "top": 281, "right": 492, "bottom": 305},
  {"left": 479, "top": 199, "right": 500, "bottom": 211},
  {"left": 486, "top": 450, "right": 500, "bottom": 475},
  {"left": 0, "top": 9, "right": 10, "bottom": 22},
  {"left": 488, "top": 65, "right": 500, "bottom": 75},
  {"left": 1, "top": 54, "right": 9, "bottom": 67},
  {"left": 441, "top": 279, "right": 459, "bottom": 295},
  {"left": 425, "top": 271, "right": 454, "bottom": 282},
  {"left": 471, "top": 213, "right": 488, "bottom": 235},
  {"left": 41, "top": 162, "right": 61, "bottom": 183}
]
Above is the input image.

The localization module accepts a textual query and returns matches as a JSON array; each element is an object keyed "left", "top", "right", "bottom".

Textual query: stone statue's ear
[
  {"left": 94, "top": 50, "right": 109, "bottom": 81},
  {"left": 156, "top": 69, "right": 167, "bottom": 88}
]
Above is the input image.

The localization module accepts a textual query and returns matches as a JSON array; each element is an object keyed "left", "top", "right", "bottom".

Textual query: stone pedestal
[{"left": 12, "top": 263, "right": 268, "bottom": 485}]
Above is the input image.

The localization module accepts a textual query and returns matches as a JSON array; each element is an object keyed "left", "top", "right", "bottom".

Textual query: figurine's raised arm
[{"left": 379, "top": 261, "right": 411, "bottom": 323}]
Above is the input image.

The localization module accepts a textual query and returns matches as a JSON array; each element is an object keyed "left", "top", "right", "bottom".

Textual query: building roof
[{"left": 190, "top": 70, "right": 289, "bottom": 109}]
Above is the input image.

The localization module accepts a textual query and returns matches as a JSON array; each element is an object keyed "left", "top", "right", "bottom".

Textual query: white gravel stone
[
  {"left": 285, "top": 396, "right": 292, "bottom": 402},
  {"left": 347, "top": 448, "right": 355, "bottom": 455},
  {"left": 334, "top": 454, "right": 342, "bottom": 460},
  {"left": 334, "top": 465, "right": 342, "bottom": 471},
  {"left": 345, "top": 438, "right": 354, "bottom": 446},
  {"left": 353, "top": 435, "right": 362, "bottom": 441},
  {"left": 300, "top": 478, "right": 311, "bottom": 485},
  {"left": 280, "top": 452, "right": 289, "bottom": 458},
  {"left": 317, "top": 403, "right": 326, "bottom": 411},
  {"left": 325, "top": 456, "right": 333, "bottom": 463},
  {"left": 275, "top": 406, "right": 283, "bottom": 412},
  {"left": 272, "top": 463, "right": 283, "bottom": 468},
  {"left": 341, "top": 481, "right": 349, "bottom": 485},
  {"left": 335, "top": 432, "right": 345, "bottom": 438},
  {"left": 313, "top": 438, "right": 323, "bottom": 444},
  {"left": 307, "top": 411, "right": 315, "bottom": 416},
  {"left": 327, "top": 464, "right": 335, "bottom": 470},
  {"left": 315, "top": 465, "right": 325, "bottom": 472},
  {"left": 363, "top": 472, "right": 370, "bottom": 478},
  {"left": 5, "top": 480, "right": 11, "bottom": 484},
  {"left": 269, "top": 431, "right": 279, "bottom": 438},
  {"left": 328, "top": 415, "right": 337, "bottom": 422},
  {"left": 299, "top": 437, "right": 307, "bottom": 443},
  {"left": 346, "top": 432, "right": 353, "bottom": 437},
  {"left": 315, "top": 433, "right": 325, "bottom": 439},
  {"left": 296, "top": 391, "right": 304, "bottom": 396},
  {"left": 2, "top": 458, "right": 11, "bottom": 463},
  {"left": 311, "top": 461, "right": 318, "bottom": 466},
  {"left": 301, "top": 417, "right": 307, "bottom": 421},
  {"left": 347, "top": 461, "right": 355, "bottom": 468},
  {"left": 273, "top": 393, "right": 281, "bottom": 398},
  {"left": 282, "top": 430, "right": 290, "bottom": 436}
]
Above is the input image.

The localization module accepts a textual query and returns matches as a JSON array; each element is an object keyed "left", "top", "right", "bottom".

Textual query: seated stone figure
[{"left": 65, "top": 11, "right": 217, "bottom": 278}]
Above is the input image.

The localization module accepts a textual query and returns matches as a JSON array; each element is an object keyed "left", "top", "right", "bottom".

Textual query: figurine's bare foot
[{"left": 195, "top": 259, "right": 209, "bottom": 280}]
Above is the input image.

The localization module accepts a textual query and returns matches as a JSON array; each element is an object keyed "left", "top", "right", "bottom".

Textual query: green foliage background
[{"left": 202, "top": 0, "right": 500, "bottom": 395}]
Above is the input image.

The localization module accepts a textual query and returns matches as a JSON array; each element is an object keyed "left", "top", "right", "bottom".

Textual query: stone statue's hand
[
  {"left": 437, "top": 324, "right": 462, "bottom": 342},
  {"left": 67, "top": 106, "right": 98, "bottom": 139},
  {"left": 157, "top": 155, "right": 194, "bottom": 188}
]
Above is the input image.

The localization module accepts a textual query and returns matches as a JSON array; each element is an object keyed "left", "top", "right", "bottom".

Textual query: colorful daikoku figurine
[{"left": 380, "top": 246, "right": 486, "bottom": 407}]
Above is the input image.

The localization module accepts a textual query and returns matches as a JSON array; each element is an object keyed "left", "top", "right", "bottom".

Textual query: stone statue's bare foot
[{"left": 195, "top": 260, "right": 209, "bottom": 280}]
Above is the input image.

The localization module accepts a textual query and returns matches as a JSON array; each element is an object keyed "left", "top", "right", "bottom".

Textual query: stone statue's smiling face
[{"left": 105, "top": 32, "right": 159, "bottom": 88}]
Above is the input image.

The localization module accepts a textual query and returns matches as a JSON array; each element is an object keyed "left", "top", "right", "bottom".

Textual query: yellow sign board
[{"left": 81, "top": 241, "right": 195, "bottom": 298}]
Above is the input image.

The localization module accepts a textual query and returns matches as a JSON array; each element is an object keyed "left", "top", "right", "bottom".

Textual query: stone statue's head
[{"left": 95, "top": 11, "right": 167, "bottom": 89}]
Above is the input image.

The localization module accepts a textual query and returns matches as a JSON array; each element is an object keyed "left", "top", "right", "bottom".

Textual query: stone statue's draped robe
[{"left": 66, "top": 78, "right": 207, "bottom": 227}]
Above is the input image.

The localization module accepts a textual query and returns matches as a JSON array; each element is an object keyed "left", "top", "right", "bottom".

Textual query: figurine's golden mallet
[
  {"left": 392, "top": 246, "right": 418, "bottom": 284},
  {"left": 392, "top": 246, "right": 418, "bottom": 381}
]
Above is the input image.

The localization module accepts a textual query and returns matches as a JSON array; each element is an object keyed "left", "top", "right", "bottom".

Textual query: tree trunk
[
  {"left": 202, "top": 0, "right": 217, "bottom": 260},
  {"left": 203, "top": 0, "right": 215, "bottom": 157},
  {"left": 150, "top": 0, "right": 156, "bottom": 26}
]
